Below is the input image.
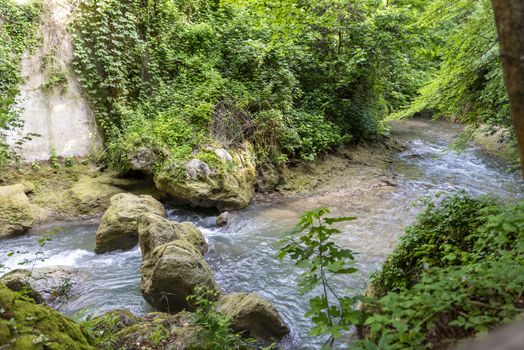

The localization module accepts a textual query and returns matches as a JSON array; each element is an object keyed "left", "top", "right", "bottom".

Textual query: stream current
[{"left": 1, "top": 119, "right": 523, "bottom": 349}]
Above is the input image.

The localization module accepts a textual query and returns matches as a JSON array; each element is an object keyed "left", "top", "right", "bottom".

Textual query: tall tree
[{"left": 491, "top": 0, "right": 524, "bottom": 177}]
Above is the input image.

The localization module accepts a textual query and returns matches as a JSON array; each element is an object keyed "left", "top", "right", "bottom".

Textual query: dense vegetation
[
  {"left": 0, "top": 0, "right": 518, "bottom": 169},
  {"left": 357, "top": 194, "right": 524, "bottom": 349},
  {"left": 394, "top": 0, "right": 514, "bottom": 146},
  {"left": 70, "top": 0, "right": 426, "bottom": 175},
  {"left": 280, "top": 194, "right": 524, "bottom": 349}
]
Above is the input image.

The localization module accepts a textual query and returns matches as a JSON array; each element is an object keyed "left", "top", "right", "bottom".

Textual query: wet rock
[
  {"left": 154, "top": 142, "right": 257, "bottom": 211},
  {"left": 138, "top": 214, "right": 207, "bottom": 259},
  {"left": 0, "top": 283, "right": 94, "bottom": 349},
  {"left": 216, "top": 292, "right": 290, "bottom": 343},
  {"left": 174, "top": 222, "right": 207, "bottom": 256},
  {"left": 0, "top": 184, "right": 35, "bottom": 238},
  {"left": 1, "top": 266, "right": 86, "bottom": 307},
  {"left": 216, "top": 212, "right": 231, "bottom": 227},
  {"left": 95, "top": 193, "right": 166, "bottom": 253},
  {"left": 140, "top": 240, "right": 217, "bottom": 313}
]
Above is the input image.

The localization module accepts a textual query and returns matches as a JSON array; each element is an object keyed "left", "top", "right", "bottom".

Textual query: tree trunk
[{"left": 491, "top": 0, "right": 524, "bottom": 177}]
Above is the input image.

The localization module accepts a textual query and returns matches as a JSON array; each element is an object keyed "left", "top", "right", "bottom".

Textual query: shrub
[
  {"left": 370, "top": 192, "right": 498, "bottom": 295},
  {"left": 356, "top": 259, "right": 524, "bottom": 350}
]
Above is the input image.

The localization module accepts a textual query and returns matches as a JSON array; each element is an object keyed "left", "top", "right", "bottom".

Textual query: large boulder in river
[
  {"left": 138, "top": 213, "right": 182, "bottom": 260},
  {"left": 216, "top": 292, "right": 290, "bottom": 343},
  {"left": 138, "top": 213, "right": 207, "bottom": 259},
  {"left": 175, "top": 221, "right": 207, "bottom": 255},
  {"left": 0, "top": 184, "right": 35, "bottom": 238},
  {"left": 140, "top": 240, "right": 217, "bottom": 313},
  {"left": 0, "top": 283, "right": 94, "bottom": 349},
  {"left": 154, "top": 143, "right": 257, "bottom": 211},
  {"left": 95, "top": 193, "right": 165, "bottom": 253},
  {"left": 1, "top": 266, "right": 86, "bottom": 308}
]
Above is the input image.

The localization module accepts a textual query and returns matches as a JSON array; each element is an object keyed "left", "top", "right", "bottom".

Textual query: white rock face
[{"left": 6, "top": 0, "right": 101, "bottom": 162}]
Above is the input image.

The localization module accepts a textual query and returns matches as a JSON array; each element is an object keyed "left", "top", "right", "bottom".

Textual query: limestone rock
[
  {"left": 0, "top": 184, "right": 35, "bottom": 238},
  {"left": 140, "top": 240, "right": 217, "bottom": 313},
  {"left": 174, "top": 222, "right": 207, "bottom": 255},
  {"left": 95, "top": 193, "right": 165, "bottom": 253},
  {"left": 216, "top": 292, "right": 289, "bottom": 343},
  {"left": 138, "top": 213, "right": 183, "bottom": 260},
  {"left": 154, "top": 142, "right": 257, "bottom": 211}
]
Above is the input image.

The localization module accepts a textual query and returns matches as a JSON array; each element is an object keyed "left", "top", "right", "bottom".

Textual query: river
[{"left": 1, "top": 119, "right": 523, "bottom": 349}]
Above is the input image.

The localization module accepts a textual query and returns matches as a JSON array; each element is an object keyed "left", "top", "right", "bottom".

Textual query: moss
[
  {"left": 0, "top": 284, "right": 94, "bottom": 350},
  {"left": 0, "top": 321, "right": 12, "bottom": 344},
  {"left": 0, "top": 162, "right": 160, "bottom": 223},
  {"left": 195, "top": 150, "right": 226, "bottom": 172},
  {"left": 12, "top": 334, "right": 40, "bottom": 350}
]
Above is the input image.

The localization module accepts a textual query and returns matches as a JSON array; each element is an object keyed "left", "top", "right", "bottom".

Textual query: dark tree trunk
[{"left": 491, "top": 0, "right": 524, "bottom": 177}]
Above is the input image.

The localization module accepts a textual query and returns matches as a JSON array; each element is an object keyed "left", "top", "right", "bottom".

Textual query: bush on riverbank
[
  {"left": 355, "top": 194, "right": 524, "bottom": 349},
  {"left": 280, "top": 193, "right": 524, "bottom": 349}
]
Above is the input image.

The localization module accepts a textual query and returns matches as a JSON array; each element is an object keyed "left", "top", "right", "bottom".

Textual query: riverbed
[{"left": 1, "top": 119, "right": 523, "bottom": 349}]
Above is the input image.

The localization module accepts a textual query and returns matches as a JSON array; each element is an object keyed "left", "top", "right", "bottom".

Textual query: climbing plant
[{"left": 0, "top": 0, "right": 42, "bottom": 168}]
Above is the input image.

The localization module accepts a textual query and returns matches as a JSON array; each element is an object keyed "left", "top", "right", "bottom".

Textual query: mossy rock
[
  {"left": 0, "top": 284, "right": 94, "bottom": 349},
  {"left": 59, "top": 175, "right": 124, "bottom": 217},
  {"left": 140, "top": 240, "right": 217, "bottom": 313},
  {"left": 216, "top": 292, "right": 289, "bottom": 343},
  {"left": 154, "top": 143, "right": 256, "bottom": 211},
  {"left": 138, "top": 214, "right": 207, "bottom": 260},
  {"left": 95, "top": 193, "right": 166, "bottom": 253},
  {"left": 0, "top": 184, "right": 35, "bottom": 238},
  {"left": 92, "top": 310, "right": 202, "bottom": 350},
  {"left": 1, "top": 266, "right": 88, "bottom": 308}
]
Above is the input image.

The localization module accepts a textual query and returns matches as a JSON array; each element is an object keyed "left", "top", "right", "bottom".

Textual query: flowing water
[{"left": 1, "top": 119, "right": 523, "bottom": 349}]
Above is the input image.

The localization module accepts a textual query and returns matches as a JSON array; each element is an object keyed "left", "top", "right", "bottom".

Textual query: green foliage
[
  {"left": 284, "top": 196, "right": 524, "bottom": 349},
  {"left": 370, "top": 192, "right": 498, "bottom": 294},
  {"left": 394, "top": 0, "right": 511, "bottom": 137},
  {"left": 281, "top": 112, "right": 349, "bottom": 162},
  {"left": 65, "top": 156, "right": 74, "bottom": 167},
  {"left": 71, "top": 0, "right": 430, "bottom": 173},
  {"left": 472, "top": 200, "right": 524, "bottom": 263},
  {"left": 278, "top": 208, "right": 363, "bottom": 346},
  {"left": 358, "top": 194, "right": 524, "bottom": 349},
  {"left": 0, "top": 0, "right": 42, "bottom": 168},
  {"left": 50, "top": 146, "right": 61, "bottom": 169},
  {"left": 187, "top": 286, "right": 267, "bottom": 350},
  {"left": 355, "top": 259, "right": 524, "bottom": 350}
]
